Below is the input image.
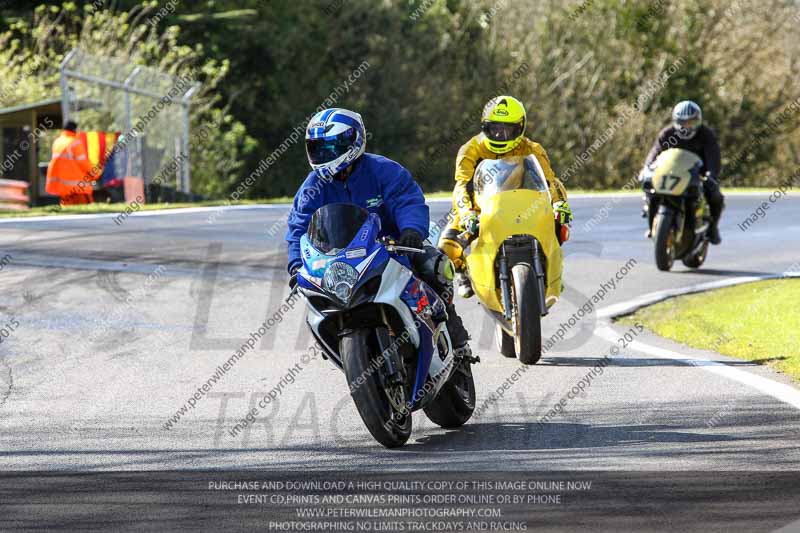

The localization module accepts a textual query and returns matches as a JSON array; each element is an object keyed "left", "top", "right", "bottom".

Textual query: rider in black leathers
[{"left": 642, "top": 100, "right": 725, "bottom": 244}]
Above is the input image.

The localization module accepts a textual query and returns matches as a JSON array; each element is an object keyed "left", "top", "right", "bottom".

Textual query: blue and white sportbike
[{"left": 294, "top": 203, "right": 476, "bottom": 448}]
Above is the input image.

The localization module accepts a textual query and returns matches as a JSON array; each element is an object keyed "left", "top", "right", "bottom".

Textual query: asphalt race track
[{"left": 0, "top": 194, "right": 799, "bottom": 531}]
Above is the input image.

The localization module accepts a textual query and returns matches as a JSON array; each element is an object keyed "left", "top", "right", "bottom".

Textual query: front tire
[
  {"left": 495, "top": 324, "right": 516, "bottom": 358},
  {"left": 653, "top": 211, "right": 675, "bottom": 271},
  {"left": 682, "top": 240, "right": 708, "bottom": 269},
  {"left": 511, "top": 263, "right": 542, "bottom": 365},
  {"left": 423, "top": 359, "right": 476, "bottom": 428},
  {"left": 342, "top": 328, "right": 412, "bottom": 448}
]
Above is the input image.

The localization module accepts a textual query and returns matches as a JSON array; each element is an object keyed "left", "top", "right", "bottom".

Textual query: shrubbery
[{"left": 3, "top": 1, "right": 798, "bottom": 198}]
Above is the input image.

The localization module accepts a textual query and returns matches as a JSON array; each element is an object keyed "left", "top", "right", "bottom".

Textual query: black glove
[
  {"left": 288, "top": 265, "right": 299, "bottom": 290},
  {"left": 398, "top": 229, "right": 424, "bottom": 250}
]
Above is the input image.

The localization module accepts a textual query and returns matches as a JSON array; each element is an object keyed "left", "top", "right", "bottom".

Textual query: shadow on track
[
  {"left": 673, "top": 268, "right": 776, "bottom": 277},
  {"left": 406, "top": 421, "right": 739, "bottom": 451}
]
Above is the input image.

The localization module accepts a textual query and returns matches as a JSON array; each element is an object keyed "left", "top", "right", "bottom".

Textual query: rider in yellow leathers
[{"left": 438, "top": 95, "right": 572, "bottom": 297}]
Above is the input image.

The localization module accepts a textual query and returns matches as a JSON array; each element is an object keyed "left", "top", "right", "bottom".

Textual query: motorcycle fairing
[
  {"left": 298, "top": 212, "right": 387, "bottom": 291},
  {"left": 298, "top": 209, "right": 453, "bottom": 411},
  {"left": 651, "top": 149, "right": 703, "bottom": 196},
  {"left": 398, "top": 276, "right": 450, "bottom": 406},
  {"left": 468, "top": 188, "right": 563, "bottom": 312}
]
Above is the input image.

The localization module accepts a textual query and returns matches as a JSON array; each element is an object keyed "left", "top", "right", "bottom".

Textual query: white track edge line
[
  {"left": 595, "top": 272, "right": 800, "bottom": 409},
  {"left": 597, "top": 272, "right": 800, "bottom": 319},
  {"left": 594, "top": 326, "right": 800, "bottom": 410}
]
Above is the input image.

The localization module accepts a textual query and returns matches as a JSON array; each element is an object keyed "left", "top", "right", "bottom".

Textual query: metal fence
[{"left": 59, "top": 48, "right": 200, "bottom": 194}]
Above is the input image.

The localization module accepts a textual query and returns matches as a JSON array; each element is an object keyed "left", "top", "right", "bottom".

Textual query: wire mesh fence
[{"left": 59, "top": 48, "right": 199, "bottom": 197}]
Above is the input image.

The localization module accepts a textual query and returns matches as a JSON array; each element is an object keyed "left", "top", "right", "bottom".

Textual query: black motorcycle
[{"left": 642, "top": 148, "right": 711, "bottom": 271}]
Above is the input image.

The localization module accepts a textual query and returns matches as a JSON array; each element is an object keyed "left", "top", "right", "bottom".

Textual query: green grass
[
  {"left": 620, "top": 279, "right": 800, "bottom": 381},
  {"left": 0, "top": 198, "right": 291, "bottom": 218}
]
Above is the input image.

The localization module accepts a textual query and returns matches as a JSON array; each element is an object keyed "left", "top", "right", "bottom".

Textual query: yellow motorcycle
[
  {"left": 642, "top": 148, "right": 711, "bottom": 271},
  {"left": 460, "top": 156, "right": 564, "bottom": 364}
]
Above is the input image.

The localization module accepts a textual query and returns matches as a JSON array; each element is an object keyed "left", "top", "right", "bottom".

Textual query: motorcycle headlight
[{"left": 322, "top": 262, "right": 359, "bottom": 302}]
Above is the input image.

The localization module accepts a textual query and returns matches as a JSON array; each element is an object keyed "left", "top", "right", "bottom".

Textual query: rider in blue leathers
[
  {"left": 286, "top": 153, "right": 429, "bottom": 271},
  {"left": 286, "top": 108, "right": 473, "bottom": 357}
]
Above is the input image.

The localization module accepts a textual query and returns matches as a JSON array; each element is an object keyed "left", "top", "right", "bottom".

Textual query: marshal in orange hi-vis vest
[{"left": 46, "top": 130, "right": 118, "bottom": 205}]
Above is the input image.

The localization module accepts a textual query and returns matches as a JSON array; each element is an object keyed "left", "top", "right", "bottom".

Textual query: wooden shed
[{"left": 0, "top": 98, "right": 100, "bottom": 206}]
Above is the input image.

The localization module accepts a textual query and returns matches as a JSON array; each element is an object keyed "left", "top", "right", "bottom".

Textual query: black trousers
[
  {"left": 410, "top": 245, "right": 454, "bottom": 302},
  {"left": 410, "top": 245, "right": 470, "bottom": 347},
  {"left": 704, "top": 176, "right": 725, "bottom": 222}
]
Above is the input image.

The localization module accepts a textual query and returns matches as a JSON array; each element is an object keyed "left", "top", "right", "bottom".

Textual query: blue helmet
[
  {"left": 305, "top": 108, "right": 366, "bottom": 180},
  {"left": 672, "top": 100, "right": 702, "bottom": 140}
]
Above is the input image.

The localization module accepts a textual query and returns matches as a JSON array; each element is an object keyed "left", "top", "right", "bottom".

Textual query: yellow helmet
[{"left": 481, "top": 95, "right": 526, "bottom": 154}]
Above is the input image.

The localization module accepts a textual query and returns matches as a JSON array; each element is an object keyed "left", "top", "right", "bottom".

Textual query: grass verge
[
  {"left": 620, "top": 279, "right": 800, "bottom": 381},
  {"left": 0, "top": 198, "right": 290, "bottom": 218}
]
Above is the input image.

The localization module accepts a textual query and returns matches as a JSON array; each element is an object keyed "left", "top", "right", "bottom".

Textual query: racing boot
[
  {"left": 446, "top": 304, "right": 478, "bottom": 363},
  {"left": 455, "top": 272, "right": 474, "bottom": 298},
  {"left": 708, "top": 222, "right": 722, "bottom": 245},
  {"left": 708, "top": 203, "right": 723, "bottom": 245}
]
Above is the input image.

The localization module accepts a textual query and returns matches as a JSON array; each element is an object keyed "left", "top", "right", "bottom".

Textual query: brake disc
[{"left": 385, "top": 382, "right": 408, "bottom": 415}]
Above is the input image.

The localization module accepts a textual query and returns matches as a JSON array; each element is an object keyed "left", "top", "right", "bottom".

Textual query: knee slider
[{"left": 436, "top": 254, "right": 455, "bottom": 284}]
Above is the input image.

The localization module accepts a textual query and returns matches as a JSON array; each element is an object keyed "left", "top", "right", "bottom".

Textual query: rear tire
[
  {"left": 342, "top": 328, "right": 412, "bottom": 448},
  {"left": 653, "top": 212, "right": 675, "bottom": 272},
  {"left": 495, "top": 324, "right": 516, "bottom": 358},
  {"left": 682, "top": 240, "right": 708, "bottom": 269},
  {"left": 423, "top": 359, "right": 476, "bottom": 428},
  {"left": 511, "top": 263, "right": 542, "bottom": 365}
]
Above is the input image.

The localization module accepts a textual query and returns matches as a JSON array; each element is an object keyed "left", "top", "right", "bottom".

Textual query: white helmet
[
  {"left": 672, "top": 100, "right": 702, "bottom": 140},
  {"left": 305, "top": 108, "right": 366, "bottom": 180}
]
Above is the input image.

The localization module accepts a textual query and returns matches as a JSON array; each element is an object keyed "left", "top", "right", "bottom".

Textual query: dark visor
[
  {"left": 675, "top": 117, "right": 700, "bottom": 129},
  {"left": 306, "top": 129, "right": 356, "bottom": 165},
  {"left": 482, "top": 120, "right": 524, "bottom": 142}
]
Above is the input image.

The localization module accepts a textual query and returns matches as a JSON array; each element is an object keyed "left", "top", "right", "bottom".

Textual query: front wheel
[
  {"left": 342, "top": 327, "right": 412, "bottom": 448},
  {"left": 495, "top": 324, "right": 516, "bottom": 358},
  {"left": 682, "top": 240, "right": 708, "bottom": 269},
  {"left": 423, "top": 358, "right": 476, "bottom": 428},
  {"left": 511, "top": 263, "right": 542, "bottom": 365},
  {"left": 653, "top": 211, "right": 675, "bottom": 271}
]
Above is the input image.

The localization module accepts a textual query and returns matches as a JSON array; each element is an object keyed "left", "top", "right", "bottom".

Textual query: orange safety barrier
[
  {"left": 0, "top": 179, "right": 30, "bottom": 210},
  {"left": 124, "top": 176, "right": 145, "bottom": 204}
]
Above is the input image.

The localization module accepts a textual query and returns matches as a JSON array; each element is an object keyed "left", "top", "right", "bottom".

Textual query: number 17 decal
[{"left": 660, "top": 174, "right": 681, "bottom": 191}]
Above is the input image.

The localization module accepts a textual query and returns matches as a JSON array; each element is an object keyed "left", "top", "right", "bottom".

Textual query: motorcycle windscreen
[
  {"left": 473, "top": 155, "right": 549, "bottom": 206},
  {"left": 307, "top": 203, "right": 369, "bottom": 254},
  {"left": 651, "top": 148, "right": 703, "bottom": 196}
]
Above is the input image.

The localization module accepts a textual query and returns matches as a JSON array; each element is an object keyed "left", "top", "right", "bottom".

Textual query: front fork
[
  {"left": 498, "top": 254, "right": 513, "bottom": 321},
  {"left": 375, "top": 307, "right": 408, "bottom": 414},
  {"left": 498, "top": 238, "right": 549, "bottom": 322},
  {"left": 532, "top": 240, "right": 548, "bottom": 316},
  {"left": 376, "top": 307, "right": 405, "bottom": 385},
  {"left": 340, "top": 310, "right": 405, "bottom": 393}
]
